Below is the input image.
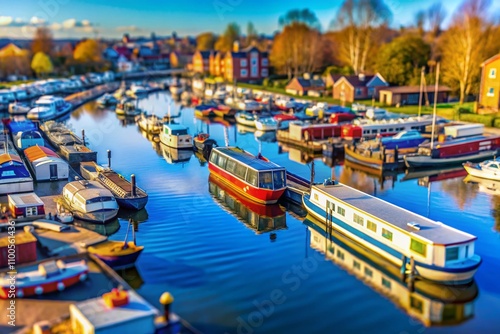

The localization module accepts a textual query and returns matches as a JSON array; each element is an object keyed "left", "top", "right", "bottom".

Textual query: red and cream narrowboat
[
  {"left": 341, "top": 116, "right": 435, "bottom": 140},
  {"left": 208, "top": 147, "right": 287, "bottom": 204},
  {"left": 0, "top": 259, "right": 88, "bottom": 298}
]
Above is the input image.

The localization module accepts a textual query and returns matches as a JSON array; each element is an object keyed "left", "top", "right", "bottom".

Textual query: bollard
[
  {"left": 131, "top": 174, "right": 137, "bottom": 197},
  {"left": 159, "top": 292, "right": 174, "bottom": 323},
  {"left": 107, "top": 150, "right": 111, "bottom": 168},
  {"left": 82, "top": 129, "right": 86, "bottom": 147}
]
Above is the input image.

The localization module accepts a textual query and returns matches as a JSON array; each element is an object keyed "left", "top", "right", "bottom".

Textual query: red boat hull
[{"left": 208, "top": 163, "right": 285, "bottom": 204}]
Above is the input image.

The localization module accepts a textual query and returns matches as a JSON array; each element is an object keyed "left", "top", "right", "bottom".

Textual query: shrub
[
  {"left": 493, "top": 118, "right": 500, "bottom": 128},
  {"left": 459, "top": 113, "right": 494, "bottom": 127}
]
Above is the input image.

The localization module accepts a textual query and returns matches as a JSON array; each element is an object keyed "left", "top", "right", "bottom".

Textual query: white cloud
[
  {"left": 116, "top": 25, "right": 143, "bottom": 32},
  {"left": 50, "top": 22, "right": 62, "bottom": 31},
  {"left": 29, "top": 16, "right": 46, "bottom": 25},
  {"left": 0, "top": 16, "right": 26, "bottom": 27},
  {"left": 62, "top": 18, "right": 93, "bottom": 29}
]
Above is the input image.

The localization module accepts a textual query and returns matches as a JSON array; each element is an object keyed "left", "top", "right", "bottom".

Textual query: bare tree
[
  {"left": 332, "top": 0, "right": 392, "bottom": 74},
  {"left": 426, "top": 3, "right": 447, "bottom": 37},
  {"left": 441, "top": 0, "right": 493, "bottom": 104}
]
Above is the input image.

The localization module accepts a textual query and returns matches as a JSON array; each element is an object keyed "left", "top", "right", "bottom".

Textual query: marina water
[{"left": 60, "top": 91, "right": 499, "bottom": 333}]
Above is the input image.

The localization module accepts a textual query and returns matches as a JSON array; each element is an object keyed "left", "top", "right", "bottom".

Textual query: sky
[{"left": 1, "top": 0, "right": 498, "bottom": 39}]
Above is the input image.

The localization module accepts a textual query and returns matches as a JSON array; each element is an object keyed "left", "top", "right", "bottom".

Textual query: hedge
[{"left": 459, "top": 113, "right": 495, "bottom": 127}]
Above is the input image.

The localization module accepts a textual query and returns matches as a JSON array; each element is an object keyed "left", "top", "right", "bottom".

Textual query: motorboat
[
  {"left": 96, "top": 93, "right": 118, "bottom": 107},
  {"left": 235, "top": 111, "right": 257, "bottom": 127},
  {"left": 255, "top": 117, "right": 278, "bottom": 131},
  {"left": 236, "top": 99, "right": 262, "bottom": 111},
  {"left": 27, "top": 96, "right": 72, "bottom": 121},
  {"left": 8, "top": 101, "right": 31, "bottom": 115},
  {"left": 463, "top": 158, "right": 500, "bottom": 181},
  {"left": 193, "top": 133, "right": 217, "bottom": 152},
  {"left": 160, "top": 123, "right": 193, "bottom": 149},
  {"left": 115, "top": 99, "right": 143, "bottom": 117}
]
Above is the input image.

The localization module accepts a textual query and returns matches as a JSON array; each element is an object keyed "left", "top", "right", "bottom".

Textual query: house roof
[
  {"left": 481, "top": 54, "right": 500, "bottom": 67},
  {"left": 290, "top": 78, "right": 325, "bottom": 89},
  {"left": 198, "top": 50, "right": 211, "bottom": 59},
  {"left": 327, "top": 73, "right": 343, "bottom": 82},
  {"left": 379, "top": 85, "right": 452, "bottom": 94}
]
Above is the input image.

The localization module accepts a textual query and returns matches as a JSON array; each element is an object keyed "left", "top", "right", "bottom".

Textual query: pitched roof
[
  {"left": 379, "top": 85, "right": 452, "bottom": 94},
  {"left": 293, "top": 78, "right": 325, "bottom": 88},
  {"left": 199, "top": 50, "right": 211, "bottom": 59},
  {"left": 24, "top": 145, "right": 60, "bottom": 162},
  {"left": 481, "top": 54, "right": 500, "bottom": 67},
  {"left": 343, "top": 75, "right": 375, "bottom": 87}
]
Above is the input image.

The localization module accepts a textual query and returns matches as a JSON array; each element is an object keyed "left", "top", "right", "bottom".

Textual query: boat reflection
[
  {"left": 117, "top": 207, "right": 149, "bottom": 223},
  {"left": 194, "top": 150, "right": 208, "bottom": 166},
  {"left": 160, "top": 142, "right": 193, "bottom": 165},
  {"left": 305, "top": 216, "right": 478, "bottom": 327},
  {"left": 236, "top": 123, "right": 256, "bottom": 134},
  {"left": 343, "top": 159, "right": 398, "bottom": 189},
  {"left": 74, "top": 218, "right": 120, "bottom": 236},
  {"left": 254, "top": 130, "right": 276, "bottom": 143},
  {"left": 116, "top": 265, "right": 144, "bottom": 290},
  {"left": 403, "top": 166, "right": 468, "bottom": 187},
  {"left": 208, "top": 174, "right": 287, "bottom": 234},
  {"left": 278, "top": 144, "right": 322, "bottom": 165},
  {"left": 337, "top": 160, "right": 396, "bottom": 193},
  {"left": 464, "top": 175, "right": 500, "bottom": 196},
  {"left": 116, "top": 114, "right": 137, "bottom": 126},
  {"left": 195, "top": 114, "right": 235, "bottom": 128}
]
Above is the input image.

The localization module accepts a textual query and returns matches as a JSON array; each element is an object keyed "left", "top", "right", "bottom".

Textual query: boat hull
[
  {"left": 116, "top": 196, "right": 148, "bottom": 210},
  {"left": 405, "top": 150, "right": 499, "bottom": 169},
  {"left": 302, "top": 194, "right": 480, "bottom": 284},
  {"left": 73, "top": 209, "right": 119, "bottom": 223},
  {"left": 92, "top": 249, "right": 143, "bottom": 270},
  {"left": 463, "top": 164, "right": 500, "bottom": 181}
]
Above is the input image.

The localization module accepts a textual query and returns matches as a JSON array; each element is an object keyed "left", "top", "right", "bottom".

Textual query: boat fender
[
  {"left": 57, "top": 282, "right": 65, "bottom": 291},
  {"left": 35, "top": 286, "right": 43, "bottom": 295},
  {"left": 79, "top": 273, "right": 87, "bottom": 281}
]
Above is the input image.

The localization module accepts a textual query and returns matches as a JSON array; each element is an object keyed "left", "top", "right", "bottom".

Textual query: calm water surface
[{"left": 66, "top": 92, "right": 500, "bottom": 334}]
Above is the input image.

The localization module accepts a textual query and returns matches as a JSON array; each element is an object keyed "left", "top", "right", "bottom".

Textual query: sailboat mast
[
  {"left": 418, "top": 66, "right": 424, "bottom": 119},
  {"left": 430, "top": 63, "right": 440, "bottom": 150}
]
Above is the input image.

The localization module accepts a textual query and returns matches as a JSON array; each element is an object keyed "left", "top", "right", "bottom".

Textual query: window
[
  {"left": 246, "top": 169, "right": 258, "bottom": 187},
  {"left": 367, "top": 221, "right": 377, "bottom": 232},
  {"left": 217, "top": 155, "right": 228, "bottom": 169},
  {"left": 261, "top": 69, "right": 268, "bottom": 77},
  {"left": 353, "top": 213, "right": 364, "bottom": 226},
  {"left": 226, "top": 159, "right": 237, "bottom": 174},
  {"left": 337, "top": 206, "right": 345, "bottom": 216},
  {"left": 353, "top": 260, "right": 361, "bottom": 270},
  {"left": 209, "top": 151, "right": 219, "bottom": 164},
  {"left": 490, "top": 68, "right": 497, "bottom": 78},
  {"left": 240, "top": 59, "right": 247, "bottom": 67},
  {"left": 241, "top": 69, "right": 248, "bottom": 77},
  {"left": 259, "top": 171, "right": 273, "bottom": 189},
  {"left": 273, "top": 170, "right": 285, "bottom": 189},
  {"left": 382, "top": 228, "right": 393, "bottom": 241},
  {"left": 355, "top": 88, "right": 362, "bottom": 96},
  {"left": 261, "top": 58, "right": 268, "bottom": 66},
  {"left": 364, "top": 267, "right": 373, "bottom": 277},
  {"left": 446, "top": 247, "right": 459, "bottom": 261},
  {"left": 251, "top": 58, "right": 257, "bottom": 65},
  {"left": 382, "top": 277, "right": 391, "bottom": 289},
  {"left": 465, "top": 245, "right": 469, "bottom": 257},
  {"left": 488, "top": 87, "right": 495, "bottom": 97},
  {"left": 410, "top": 239, "right": 427, "bottom": 256},
  {"left": 337, "top": 250, "right": 344, "bottom": 260},
  {"left": 326, "top": 201, "right": 335, "bottom": 213},
  {"left": 410, "top": 296, "right": 424, "bottom": 313},
  {"left": 234, "top": 163, "right": 248, "bottom": 180}
]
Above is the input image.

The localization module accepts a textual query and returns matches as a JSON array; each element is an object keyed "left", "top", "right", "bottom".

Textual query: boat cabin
[
  {"left": 63, "top": 180, "right": 118, "bottom": 215},
  {"left": 24, "top": 145, "right": 69, "bottom": 181},
  {"left": 0, "top": 153, "right": 34, "bottom": 195},
  {"left": 8, "top": 192, "right": 45, "bottom": 219}
]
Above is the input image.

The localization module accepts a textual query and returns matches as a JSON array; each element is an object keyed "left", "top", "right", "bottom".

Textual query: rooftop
[
  {"left": 314, "top": 183, "right": 477, "bottom": 245},
  {"left": 215, "top": 147, "right": 285, "bottom": 172}
]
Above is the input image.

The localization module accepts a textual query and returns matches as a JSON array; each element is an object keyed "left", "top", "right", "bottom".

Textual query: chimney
[
  {"left": 303, "top": 72, "right": 311, "bottom": 80},
  {"left": 233, "top": 40, "right": 240, "bottom": 52},
  {"left": 358, "top": 73, "right": 366, "bottom": 82}
]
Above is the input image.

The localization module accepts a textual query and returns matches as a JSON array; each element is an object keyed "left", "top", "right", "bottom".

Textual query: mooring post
[
  {"left": 107, "top": 150, "right": 111, "bottom": 168},
  {"left": 131, "top": 174, "right": 137, "bottom": 197},
  {"left": 82, "top": 129, "right": 86, "bottom": 146}
]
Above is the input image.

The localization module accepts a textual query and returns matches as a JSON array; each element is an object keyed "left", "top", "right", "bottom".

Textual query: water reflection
[
  {"left": 74, "top": 218, "right": 120, "bottom": 236},
  {"left": 160, "top": 143, "right": 193, "bottom": 165},
  {"left": 117, "top": 207, "right": 149, "bottom": 222},
  {"left": 342, "top": 160, "right": 398, "bottom": 191},
  {"left": 117, "top": 265, "right": 144, "bottom": 290},
  {"left": 464, "top": 176, "right": 500, "bottom": 232},
  {"left": 278, "top": 144, "right": 322, "bottom": 164},
  {"left": 208, "top": 174, "right": 287, "bottom": 235},
  {"left": 305, "top": 216, "right": 478, "bottom": 327}
]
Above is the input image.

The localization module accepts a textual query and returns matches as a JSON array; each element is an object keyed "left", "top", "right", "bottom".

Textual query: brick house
[
  {"left": 333, "top": 73, "right": 388, "bottom": 103},
  {"left": 223, "top": 45, "right": 269, "bottom": 83},
  {"left": 192, "top": 50, "right": 211, "bottom": 73},
  {"left": 478, "top": 54, "right": 500, "bottom": 112},
  {"left": 324, "top": 73, "right": 343, "bottom": 89},
  {"left": 285, "top": 78, "right": 325, "bottom": 96}
]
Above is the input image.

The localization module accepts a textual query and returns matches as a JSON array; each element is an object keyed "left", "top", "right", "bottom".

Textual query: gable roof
[{"left": 481, "top": 54, "right": 500, "bottom": 67}]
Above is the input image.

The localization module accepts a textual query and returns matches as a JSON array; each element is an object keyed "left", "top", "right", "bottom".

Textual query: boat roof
[
  {"left": 421, "top": 135, "right": 500, "bottom": 148},
  {"left": 163, "top": 123, "right": 188, "bottom": 130},
  {"left": 64, "top": 180, "right": 113, "bottom": 200},
  {"left": 7, "top": 120, "right": 37, "bottom": 133},
  {"left": 24, "top": 145, "right": 60, "bottom": 162},
  {"left": 8, "top": 192, "right": 43, "bottom": 205},
  {"left": 313, "top": 183, "right": 477, "bottom": 245},
  {"left": 0, "top": 153, "right": 23, "bottom": 165},
  {"left": 214, "top": 147, "right": 285, "bottom": 171}
]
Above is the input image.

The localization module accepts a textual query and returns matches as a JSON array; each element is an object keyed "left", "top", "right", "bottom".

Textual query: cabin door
[{"left": 49, "top": 164, "right": 58, "bottom": 180}]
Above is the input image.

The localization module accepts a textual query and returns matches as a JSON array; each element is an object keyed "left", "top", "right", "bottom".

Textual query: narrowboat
[
  {"left": 463, "top": 158, "right": 500, "bottom": 181},
  {"left": 208, "top": 147, "right": 287, "bottom": 204},
  {"left": 404, "top": 135, "right": 500, "bottom": 169},
  {"left": 341, "top": 116, "right": 436, "bottom": 140},
  {"left": 135, "top": 112, "right": 162, "bottom": 134},
  {"left": 0, "top": 153, "right": 34, "bottom": 195},
  {"left": 8, "top": 192, "right": 45, "bottom": 219},
  {"left": 303, "top": 180, "right": 482, "bottom": 284},
  {"left": 160, "top": 123, "right": 193, "bottom": 149},
  {"left": 306, "top": 217, "right": 478, "bottom": 326},
  {"left": 62, "top": 180, "right": 119, "bottom": 223},
  {"left": 0, "top": 259, "right": 88, "bottom": 298},
  {"left": 24, "top": 145, "right": 69, "bottom": 181},
  {"left": 80, "top": 161, "right": 148, "bottom": 210},
  {"left": 209, "top": 174, "right": 287, "bottom": 233},
  {"left": 7, "top": 119, "right": 44, "bottom": 150}
]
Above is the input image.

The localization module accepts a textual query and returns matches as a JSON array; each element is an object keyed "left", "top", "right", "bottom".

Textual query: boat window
[
  {"left": 445, "top": 247, "right": 459, "bottom": 261},
  {"left": 246, "top": 169, "right": 258, "bottom": 187},
  {"left": 367, "top": 220, "right": 377, "bottom": 232},
  {"left": 226, "top": 159, "right": 237, "bottom": 174},
  {"left": 337, "top": 206, "right": 345, "bottom": 216},
  {"left": 382, "top": 228, "right": 393, "bottom": 241},
  {"left": 209, "top": 151, "right": 219, "bottom": 164},
  {"left": 364, "top": 267, "right": 373, "bottom": 277},
  {"left": 273, "top": 170, "right": 285, "bottom": 189},
  {"left": 314, "top": 193, "right": 318, "bottom": 201},
  {"left": 336, "top": 250, "right": 344, "bottom": 260},
  {"left": 217, "top": 154, "right": 228, "bottom": 169},
  {"left": 381, "top": 277, "right": 391, "bottom": 289},
  {"left": 381, "top": 129, "right": 387, "bottom": 133},
  {"left": 410, "top": 239, "right": 427, "bottom": 257},
  {"left": 172, "top": 129, "right": 188, "bottom": 135},
  {"left": 410, "top": 296, "right": 424, "bottom": 314},
  {"left": 353, "top": 260, "right": 361, "bottom": 270},
  {"left": 442, "top": 305, "right": 458, "bottom": 321},
  {"left": 234, "top": 163, "right": 248, "bottom": 180},
  {"left": 326, "top": 201, "right": 335, "bottom": 212},
  {"left": 85, "top": 196, "right": 114, "bottom": 204},
  {"left": 371, "top": 130, "right": 377, "bottom": 134},
  {"left": 353, "top": 213, "right": 364, "bottom": 226},
  {"left": 259, "top": 171, "right": 273, "bottom": 189},
  {"left": 490, "top": 163, "right": 499, "bottom": 169}
]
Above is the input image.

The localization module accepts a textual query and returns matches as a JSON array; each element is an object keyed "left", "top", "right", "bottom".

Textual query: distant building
[
  {"left": 324, "top": 73, "right": 343, "bottom": 89},
  {"left": 379, "top": 85, "right": 451, "bottom": 106},
  {"left": 333, "top": 74, "right": 389, "bottom": 103},
  {"left": 478, "top": 54, "right": 500, "bottom": 112},
  {"left": 192, "top": 50, "right": 211, "bottom": 73},
  {"left": 209, "top": 51, "right": 225, "bottom": 77},
  {"left": 285, "top": 77, "right": 326, "bottom": 96},
  {"left": 223, "top": 43, "right": 269, "bottom": 83},
  {"left": 170, "top": 51, "right": 193, "bottom": 69}
]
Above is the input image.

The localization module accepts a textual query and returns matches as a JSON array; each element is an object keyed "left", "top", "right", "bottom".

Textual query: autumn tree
[
  {"left": 31, "top": 27, "right": 53, "bottom": 55},
  {"left": 246, "top": 22, "right": 258, "bottom": 46},
  {"left": 73, "top": 39, "right": 103, "bottom": 63},
  {"left": 376, "top": 34, "right": 431, "bottom": 86},
  {"left": 196, "top": 32, "right": 216, "bottom": 51},
  {"left": 271, "top": 9, "right": 324, "bottom": 78},
  {"left": 215, "top": 23, "right": 240, "bottom": 52},
  {"left": 31, "top": 52, "right": 53, "bottom": 77},
  {"left": 441, "top": 0, "right": 495, "bottom": 104},
  {"left": 332, "top": 0, "right": 392, "bottom": 74}
]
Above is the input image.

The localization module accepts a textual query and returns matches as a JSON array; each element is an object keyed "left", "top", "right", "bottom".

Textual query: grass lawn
[{"left": 0, "top": 79, "right": 35, "bottom": 89}]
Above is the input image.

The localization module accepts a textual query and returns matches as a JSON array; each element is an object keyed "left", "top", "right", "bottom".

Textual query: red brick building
[{"left": 223, "top": 45, "right": 269, "bottom": 83}]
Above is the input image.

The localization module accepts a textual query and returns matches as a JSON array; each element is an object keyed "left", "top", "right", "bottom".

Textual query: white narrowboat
[
  {"left": 62, "top": 180, "right": 119, "bottom": 223},
  {"left": 160, "top": 124, "right": 193, "bottom": 149},
  {"left": 24, "top": 145, "right": 69, "bottom": 181},
  {"left": 0, "top": 153, "right": 34, "bottom": 195},
  {"left": 303, "top": 180, "right": 481, "bottom": 285}
]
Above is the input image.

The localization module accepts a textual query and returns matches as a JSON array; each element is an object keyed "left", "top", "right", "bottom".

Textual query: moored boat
[
  {"left": 194, "top": 104, "right": 216, "bottom": 117},
  {"left": 135, "top": 112, "right": 162, "bottom": 134},
  {"left": 116, "top": 99, "right": 142, "bottom": 117},
  {"left": 255, "top": 116, "right": 278, "bottom": 131},
  {"left": 96, "top": 93, "right": 118, "bottom": 107},
  {"left": 80, "top": 161, "right": 148, "bottom": 210},
  {"left": 0, "top": 153, "right": 34, "bottom": 195},
  {"left": 341, "top": 116, "right": 436, "bottom": 140},
  {"left": 208, "top": 147, "right": 287, "bottom": 204},
  {"left": 193, "top": 133, "right": 217, "bottom": 152},
  {"left": 235, "top": 111, "right": 257, "bottom": 127},
  {"left": 27, "top": 96, "right": 72, "bottom": 121},
  {"left": 213, "top": 104, "right": 236, "bottom": 118},
  {"left": 8, "top": 101, "right": 31, "bottom": 115},
  {"left": 160, "top": 123, "right": 193, "bottom": 149},
  {"left": 303, "top": 180, "right": 482, "bottom": 284},
  {"left": 463, "top": 158, "right": 500, "bottom": 181},
  {"left": 0, "top": 259, "right": 88, "bottom": 298}
]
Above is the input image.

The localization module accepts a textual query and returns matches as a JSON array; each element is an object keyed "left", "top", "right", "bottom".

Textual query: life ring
[
  {"left": 35, "top": 286, "right": 43, "bottom": 295},
  {"left": 57, "top": 282, "right": 65, "bottom": 291}
]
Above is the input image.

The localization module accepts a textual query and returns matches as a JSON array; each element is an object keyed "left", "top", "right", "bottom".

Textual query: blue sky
[{"left": 0, "top": 0, "right": 497, "bottom": 39}]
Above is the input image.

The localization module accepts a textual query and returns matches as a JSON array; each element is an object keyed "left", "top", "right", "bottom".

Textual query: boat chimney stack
[
  {"left": 107, "top": 150, "right": 111, "bottom": 168},
  {"left": 159, "top": 292, "right": 174, "bottom": 323},
  {"left": 131, "top": 174, "right": 137, "bottom": 197}
]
